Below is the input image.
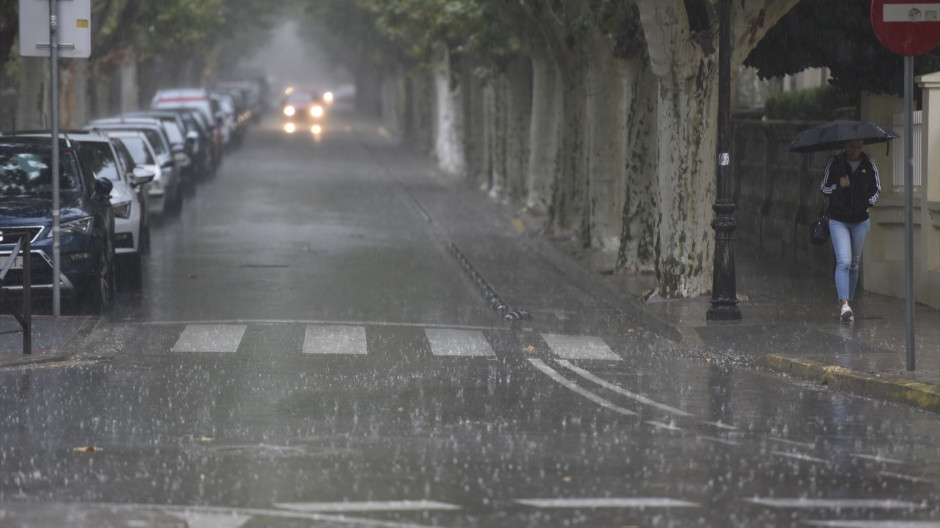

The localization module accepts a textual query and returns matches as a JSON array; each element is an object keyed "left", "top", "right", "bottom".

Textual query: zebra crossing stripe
[
  {"left": 171, "top": 325, "right": 247, "bottom": 353},
  {"left": 541, "top": 334, "right": 620, "bottom": 361},
  {"left": 303, "top": 325, "right": 368, "bottom": 355},
  {"left": 425, "top": 328, "right": 495, "bottom": 357}
]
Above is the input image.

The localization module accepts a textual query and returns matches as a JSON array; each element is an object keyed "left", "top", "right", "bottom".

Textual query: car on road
[
  {"left": 280, "top": 88, "right": 326, "bottom": 122},
  {"left": 0, "top": 135, "right": 116, "bottom": 311}
]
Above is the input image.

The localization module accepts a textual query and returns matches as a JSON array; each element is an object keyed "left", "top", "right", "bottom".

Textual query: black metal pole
[{"left": 708, "top": 0, "right": 741, "bottom": 321}]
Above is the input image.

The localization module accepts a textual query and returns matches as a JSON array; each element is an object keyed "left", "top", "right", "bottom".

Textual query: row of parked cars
[{"left": 0, "top": 82, "right": 265, "bottom": 312}]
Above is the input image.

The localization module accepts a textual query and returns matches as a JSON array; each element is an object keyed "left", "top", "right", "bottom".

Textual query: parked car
[
  {"left": 0, "top": 135, "right": 116, "bottom": 311},
  {"left": 104, "top": 130, "right": 177, "bottom": 216},
  {"left": 151, "top": 88, "right": 224, "bottom": 169},
  {"left": 83, "top": 116, "right": 184, "bottom": 197},
  {"left": 121, "top": 110, "right": 196, "bottom": 184},
  {"left": 54, "top": 131, "right": 153, "bottom": 287}
]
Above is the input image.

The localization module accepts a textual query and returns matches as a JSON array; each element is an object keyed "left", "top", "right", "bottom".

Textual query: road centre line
[
  {"left": 805, "top": 522, "right": 940, "bottom": 528},
  {"left": 88, "top": 503, "right": 440, "bottom": 528},
  {"left": 274, "top": 500, "right": 461, "bottom": 513},
  {"left": 514, "top": 497, "right": 699, "bottom": 509},
  {"left": 527, "top": 359, "right": 637, "bottom": 417},
  {"left": 744, "top": 498, "right": 926, "bottom": 510},
  {"left": 556, "top": 359, "right": 692, "bottom": 416},
  {"left": 771, "top": 451, "right": 830, "bottom": 464},
  {"left": 850, "top": 453, "right": 907, "bottom": 465}
]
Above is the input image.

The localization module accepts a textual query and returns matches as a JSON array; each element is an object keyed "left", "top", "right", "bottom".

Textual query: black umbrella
[{"left": 787, "top": 119, "right": 899, "bottom": 153}]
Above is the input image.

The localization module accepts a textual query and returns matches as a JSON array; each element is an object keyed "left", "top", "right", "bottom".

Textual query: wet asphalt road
[{"left": 0, "top": 109, "right": 938, "bottom": 527}]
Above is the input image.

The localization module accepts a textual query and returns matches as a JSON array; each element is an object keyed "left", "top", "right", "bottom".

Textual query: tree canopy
[{"left": 745, "top": 0, "right": 940, "bottom": 98}]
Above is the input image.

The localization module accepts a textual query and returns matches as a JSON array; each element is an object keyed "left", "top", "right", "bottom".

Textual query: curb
[{"left": 764, "top": 354, "right": 940, "bottom": 414}]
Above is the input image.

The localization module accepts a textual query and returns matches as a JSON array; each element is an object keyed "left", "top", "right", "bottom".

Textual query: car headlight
[
  {"left": 311, "top": 105, "right": 324, "bottom": 118},
  {"left": 113, "top": 201, "right": 132, "bottom": 219},
  {"left": 283, "top": 106, "right": 296, "bottom": 117},
  {"left": 56, "top": 217, "right": 94, "bottom": 237}
]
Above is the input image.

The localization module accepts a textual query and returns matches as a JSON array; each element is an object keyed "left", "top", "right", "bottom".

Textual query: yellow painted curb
[{"left": 764, "top": 355, "right": 940, "bottom": 414}]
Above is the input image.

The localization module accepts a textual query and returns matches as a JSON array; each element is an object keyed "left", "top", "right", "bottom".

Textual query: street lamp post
[{"left": 707, "top": 0, "right": 742, "bottom": 321}]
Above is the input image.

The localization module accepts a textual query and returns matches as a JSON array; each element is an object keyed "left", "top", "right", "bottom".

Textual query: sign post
[
  {"left": 870, "top": 0, "right": 940, "bottom": 371},
  {"left": 19, "top": 0, "right": 91, "bottom": 316}
]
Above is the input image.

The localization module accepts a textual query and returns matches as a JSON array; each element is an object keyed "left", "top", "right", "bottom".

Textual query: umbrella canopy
[{"left": 787, "top": 119, "right": 899, "bottom": 153}]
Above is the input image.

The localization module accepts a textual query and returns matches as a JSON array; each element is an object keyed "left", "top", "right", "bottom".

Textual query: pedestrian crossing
[{"left": 166, "top": 322, "right": 621, "bottom": 360}]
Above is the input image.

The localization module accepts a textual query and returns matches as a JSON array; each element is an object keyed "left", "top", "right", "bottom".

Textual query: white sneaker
[{"left": 840, "top": 303, "right": 854, "bottom": 323}]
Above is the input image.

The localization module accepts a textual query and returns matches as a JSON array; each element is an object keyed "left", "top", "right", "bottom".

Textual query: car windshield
[
  {"left": 117, "top": 136, "right": 155, "bottom": 166},
  {"left": 0, "top": 143, "right": 82, "bottom": 197},
  {"left": 79, "top": 142, "right": 123, "bottom": 183},
  {"left": 285, "top": 92, "right": 316, "bottom": 104},
  {"left": 161, "top": 121, "right": 185, "bottom": 144}
]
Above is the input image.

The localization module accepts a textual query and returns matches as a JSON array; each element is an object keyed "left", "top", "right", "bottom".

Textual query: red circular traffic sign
[{"left": 871, "top": 0, "right": 940, "bottom": 56}]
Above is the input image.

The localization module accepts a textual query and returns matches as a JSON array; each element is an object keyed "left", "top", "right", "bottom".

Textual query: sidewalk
[
  {"left": 0, "top": 315, "right": 96, "bottom": 368},
  {"left": 530, "top": 221, "right": 940, "bottom": 415}
]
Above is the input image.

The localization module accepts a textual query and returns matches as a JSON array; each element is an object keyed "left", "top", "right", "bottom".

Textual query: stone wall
[{"left": 732, "top": 119, "right": 835, "bottom": 278}]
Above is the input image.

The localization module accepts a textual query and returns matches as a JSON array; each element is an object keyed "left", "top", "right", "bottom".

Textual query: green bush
[{"left": 765, "top": 84, "right": 856, "bottom": 120}]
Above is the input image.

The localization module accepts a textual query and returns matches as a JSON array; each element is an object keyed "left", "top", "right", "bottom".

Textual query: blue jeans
[{"left": 829, "top": 218, "right": 870, "bottom": 302}]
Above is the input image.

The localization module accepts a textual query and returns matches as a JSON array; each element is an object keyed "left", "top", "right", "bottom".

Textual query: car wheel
[{"left": 81, "top": 244, "right": 115, "bottom": 313}]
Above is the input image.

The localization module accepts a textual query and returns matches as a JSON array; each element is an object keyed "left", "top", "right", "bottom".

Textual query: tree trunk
[
  {"left": 505, "top": 57, "right": 532, "bottom": 203},
  {"left": 462, "top": 64, "right": 487, "bottom": 190},
  {"left": 16, "top": 57, "right": 48, "bottom": 130},
  {"left": 120, "top": 47, "right": 138, "bottom": 114},
  {"left": 549, "top": 58, "right": 588, "bottom": 238},
  {"left": 585, "top": 33, "right": 628, "bottom": 252},
  {"left": 433, "top": 50, "right": 465, "bottom": 175},
  {"left": 618, "top": 58, "right": 659, "bottom": 273},
  {"left": 653, "top": 69, "right": 718, "bottom": 297},
  {"left": 524, "top": 47, "right": 561, "bottom": 216}
]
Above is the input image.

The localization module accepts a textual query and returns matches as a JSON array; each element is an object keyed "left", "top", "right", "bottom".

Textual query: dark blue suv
[{"left": 0, "top": 136, "right": 116, "bottom": 312}]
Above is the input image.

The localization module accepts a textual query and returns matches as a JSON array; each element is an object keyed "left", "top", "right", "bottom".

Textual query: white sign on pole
[{"left": 19, "top": 0, "right": 91, "bottom": 59}]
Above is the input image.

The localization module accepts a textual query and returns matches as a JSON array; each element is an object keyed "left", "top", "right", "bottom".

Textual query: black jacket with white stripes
[{"left": 820, "top": 151, "right": 881, "bottom": 223}]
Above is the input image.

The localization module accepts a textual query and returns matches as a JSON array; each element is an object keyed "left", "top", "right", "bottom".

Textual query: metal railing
[{"left": 0, "top": 231, "right": 33, "bottom": 355}]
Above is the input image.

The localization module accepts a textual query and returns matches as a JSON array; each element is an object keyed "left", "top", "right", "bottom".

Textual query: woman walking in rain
[{"left": 820, "top": 139, "right": 881, "bottom": 322}]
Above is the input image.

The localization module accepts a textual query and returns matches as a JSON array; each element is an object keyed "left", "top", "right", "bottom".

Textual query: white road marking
[
  {"left": 556, "top": 359, "right": 692, "bottom": 416},
  {"left": 698, "top": 435, "right": 740, "bottom": 446},
  {"left": 171, "top": 324, "right": 247, "bottom": 353},
  {"left": 647, "top": 420, "right": 685, "bottom": 432},
  {"left": 169, "top": 512, "right": 252, "bottom": 528},
  {"left": 303, "top": 325, "right": 368, "bottom": 355},
  {"left": 771, "top": 451, "right": 830, "bottom": 464},
  {"left": 514, "top": 497, "right": 699, "bottom": 509},
  {"left": 878, "top": 471, "right": 937, "bottom": 484},
  {"left": 541, "top": 334, "right": 620, "bottom": 361},
  {"left": 806, "top": 521, "right": 940, "bottom": 527},
  {"left": 745, "top": 498, "right": 925, "bottom": 510},
  {"left": 105, "top": 503, "right": 438, "bottom": 528},
  {"left": 769, "top": 437, "right": 816, "bottom": 449},
  {"left": 425, "top": 329, "right": 495, "bottom": 357},
  {"left": 274, "top": 500, "right": 461, "bottom": 512},
  {"left": 528, "top": 359, "right": 636, "bottom": 416},
  {"left": 850, "top": 453, "right": 907, "bottom": 465}
]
